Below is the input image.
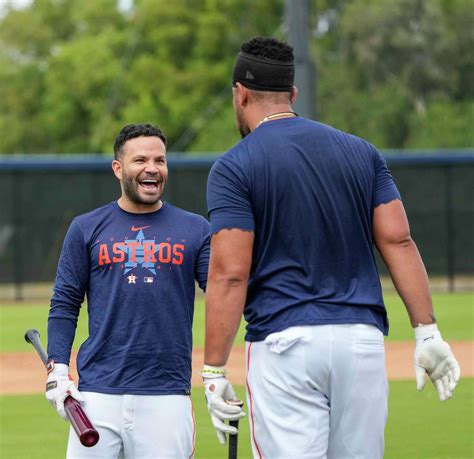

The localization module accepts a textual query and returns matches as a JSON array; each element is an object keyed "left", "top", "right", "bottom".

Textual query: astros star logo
[
  {"left": 127, "top": 274, "right": 137, "bottom": 284},
  {"left": 124, "top": 228, "right": 159, "bottom": 275}
]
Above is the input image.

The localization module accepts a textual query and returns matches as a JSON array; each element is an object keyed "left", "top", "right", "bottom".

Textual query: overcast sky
[
  {"left": 0, "top": 0, "right": 32, "bottom": 18},
  {"left": 0, "top": 0, "right": 133, "bottom": 18}
]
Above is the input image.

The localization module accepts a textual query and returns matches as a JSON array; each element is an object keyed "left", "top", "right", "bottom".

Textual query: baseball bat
[
  {"left": 24, "top": 328, "right": 100, "bottom": 447},
  {"left": 228, "top": 399, "right": 244, "bottom": 459}
]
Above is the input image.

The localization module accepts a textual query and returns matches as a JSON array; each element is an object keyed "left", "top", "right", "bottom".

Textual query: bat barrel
[{"left": 65, "top": 396, "right": 100, "bottom": 447}]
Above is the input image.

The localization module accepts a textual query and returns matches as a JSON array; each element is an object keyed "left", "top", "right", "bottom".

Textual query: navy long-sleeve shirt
[{"left": 48, "top": 201, "right": 210, "bottom": 395}]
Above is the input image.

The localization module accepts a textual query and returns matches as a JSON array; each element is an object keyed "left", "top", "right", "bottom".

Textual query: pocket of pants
[
  {"left": 352, "top": 335, "right": 385, "bottom": 356},
  {"left": 351, "top": 325, "right": 384, "bottom": 350},
  {"left": 264, "top": 326, "right": 311, "bottom": 354},
  {"left": 352, "top": 328, "right": 384, "bottom": 352}
]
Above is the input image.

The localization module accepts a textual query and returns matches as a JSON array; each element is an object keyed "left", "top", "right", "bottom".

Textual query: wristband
[
  {"left": 200, "top": 364, "right": 227, "bottom": 378},
  {"left": 414, "top": 323, "right": 441, "bottom": 342},
  {"left": 49, "top": 363, "right": 69, "bottom": 376},
  {"left": 46, "top": 360, "right": 55, "bottom": 374}
]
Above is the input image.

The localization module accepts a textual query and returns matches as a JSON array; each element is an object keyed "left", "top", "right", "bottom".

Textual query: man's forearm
[
  {"left": 204, "top": 229, "right": 253, "bottom": 366},
  {"left": 204, "top": 277, "right": 247, "bottom": 366},
  {"left": 378, "top": 238, "right": 435, "bottom": 326},
  {"left": 47, "top": 315, "right": 77, "bottom": 364}
]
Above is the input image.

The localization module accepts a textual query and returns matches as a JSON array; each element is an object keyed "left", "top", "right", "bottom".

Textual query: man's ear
[
  {"left": 235, "top": 82, "right": 250, "bottom": 107},
  {"left": 290, "top": 85, "right": 298, "bottom": 105},
  {"left": 111, "top": 159, "right": 122, "bottom": 180}
]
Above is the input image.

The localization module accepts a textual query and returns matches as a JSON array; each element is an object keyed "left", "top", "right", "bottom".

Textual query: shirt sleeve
[
  {"left": 207, "top": 156, "right": 255, "bottom": 234},
  {"left": 372, "top": 147, "right": 401, "bottom": 207},
  {"left": 47, "top": 218, "right": 89, "bottom": 364},
  {"left": 195, "top": 217, "right": 210, "bottom": 292}
]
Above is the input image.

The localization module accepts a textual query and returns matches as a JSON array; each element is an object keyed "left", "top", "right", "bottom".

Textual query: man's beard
[
  {"left": 238, "top": 125, "right": 250, "bottom": 139},
  {"left": 122, "top": 172, "right": 166, "bottom": 206},
  {"left": 236, "top": 107, "right": 251, "bottom": 138}
]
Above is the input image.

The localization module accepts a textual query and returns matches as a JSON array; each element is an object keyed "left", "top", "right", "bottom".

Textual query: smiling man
[
  {"left": 46, "top": 123, "right": 210, "bottom": 458},
  {"left": 112, "top": 131, "right": 168, "bottom": 212}
]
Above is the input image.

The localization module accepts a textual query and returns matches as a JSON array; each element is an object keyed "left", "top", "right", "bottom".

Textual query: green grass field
[
  {"left": 0, "top": 381, "right": 473, "bottom": 458},
  {"left": 1, "top": 292, "right": 473, "bottom": 352},
  {"left": 0, "top": 292, "right": 473, "bottom": 458}
]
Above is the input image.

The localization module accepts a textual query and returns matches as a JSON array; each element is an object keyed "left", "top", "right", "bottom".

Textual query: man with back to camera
[
  {"left": 46, "top": 123, "right": 210, "bottom": 458},
  {"left": 201, "top": 37, "right": 461, "bottom": 458}
]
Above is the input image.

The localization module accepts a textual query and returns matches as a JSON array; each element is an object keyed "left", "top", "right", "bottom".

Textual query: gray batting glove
[
  {"left": 414, "top": 324, "right": 461, "bottom": 401},
  {"left": 45, "top": 362, "right": 84, "bottom": 420},
  {"left": 201, "top": 365, "right": 246, "bottom": 445}
]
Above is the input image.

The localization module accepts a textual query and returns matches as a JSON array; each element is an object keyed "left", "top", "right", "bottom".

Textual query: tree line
[{"left": 0, "top": 0, "right": 472, "bottom": 154}]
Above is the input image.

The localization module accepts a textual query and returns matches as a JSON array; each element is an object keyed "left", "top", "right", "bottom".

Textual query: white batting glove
[
  {"left": 201, "top": 365, "right": 246, "bottom": 445},
  {"left": 45, "top": 362, "right": 84, "bottom": 420},
  {"left": 414, "top": 324, "right": 461, "bottom": 401}
]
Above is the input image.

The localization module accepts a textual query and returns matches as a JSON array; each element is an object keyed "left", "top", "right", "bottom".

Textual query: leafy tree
[
  {"left": 0, "top": 0, "right": 471, "bottom": 153},
  {"left": 317, "top": 0, "right": 473, "bottom": 148},
  {"left": 407, "top": 101, "right": 474, "bottom": 148},
  {"left": 0, "top": 0, "right": 126, "bottom": 153},
  {"left": 340, "top": 0, "right": 451, "bottom": 113},
  {"left": 0, "top": 0, "right": 285, "bottom": 154}
]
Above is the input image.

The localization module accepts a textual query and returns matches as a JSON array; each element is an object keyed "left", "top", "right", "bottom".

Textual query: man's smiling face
[{"left": 112, "top": 136, "right": 168, "bottom": 212}]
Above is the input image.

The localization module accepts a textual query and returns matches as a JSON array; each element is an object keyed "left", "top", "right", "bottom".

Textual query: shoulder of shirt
[
  {"left": 212, "top": 138, "right": 255, "bottom": 172},
  {"left": 63, "top": 203, "right": 115, "bottom": 242},
  {"left": 164, "top": 202, "right": 209, "bottom": 225},
  {"left": 309, "top": 119, "right": 377, "bottom": 152},
  {"left": 223, "top": 118, "right": 374, "bottom": 152},
  {"left": 213, "top": 118, "right": 377, "bottom": 170},
  {"left": 72, "top": 202, "right": 115, "bottom": 224}
]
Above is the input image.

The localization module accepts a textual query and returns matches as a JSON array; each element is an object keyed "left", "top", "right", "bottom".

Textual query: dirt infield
[{"left": 0, "top": 341, "right": 472, "bottom": 395}]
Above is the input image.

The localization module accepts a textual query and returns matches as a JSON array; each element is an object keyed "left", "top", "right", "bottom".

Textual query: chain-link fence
[{"left": 1, "top": 151, "right": 473, "bottom": 301}]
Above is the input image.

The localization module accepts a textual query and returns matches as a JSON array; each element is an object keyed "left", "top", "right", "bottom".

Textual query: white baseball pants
[
  {"left": 66, "top": 393, "right": 195, "bottom": 459},
  {"left": 246, "top": 324, "right": 388, "bottom": 459}
]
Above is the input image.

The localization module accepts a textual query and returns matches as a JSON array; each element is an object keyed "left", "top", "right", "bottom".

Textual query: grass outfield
[
  {"left": 0, "top": 292, "right": 473, "bottom": 458},
  {"left": 0, "top": 381, "right": 473, "bottom": 459},
  {"left": 0, "top": 292, "right": 473, "bottom": 352}
]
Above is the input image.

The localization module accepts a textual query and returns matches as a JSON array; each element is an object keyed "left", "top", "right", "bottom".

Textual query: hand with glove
[
  {"left": 45, "top": 362, "right": 84, "bottom": 420},
  {"left": 414, "top": 324, "right": 461, "bottom": 401},
  {"left": 201, "top": 365, "right": 246, "bottom": 444}
]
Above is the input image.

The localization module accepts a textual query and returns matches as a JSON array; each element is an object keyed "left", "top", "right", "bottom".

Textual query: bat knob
[
  {"left": 24, "top": 328, "right": 40, "bottom": 344},
  {"left": 80, "top": 429, "right": 100, "bottom": 447},
  {"left": 228, "top": 399, "right": 244, "bottom": 430},
  {"left": 227, "top": 399, "right": 244, "bottom": 408}
]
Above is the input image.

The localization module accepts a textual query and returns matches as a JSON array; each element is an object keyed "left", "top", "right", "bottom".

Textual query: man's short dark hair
[
  {"left": 241, "top": 37, "right": 294, "bottom": 62},
  {"left": 113, "top": 124, "right": 167, "bottom": 160},
  {"left": 236, "top": 37, "right": 294, "bottom": 102}
]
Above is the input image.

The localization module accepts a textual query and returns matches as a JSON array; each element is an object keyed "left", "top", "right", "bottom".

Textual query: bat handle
[
  {"left": 229, "top": 419, "right": 239, "bottom": 430},
  {"left": 228, "top": 400, "right": 244, "bottom": 459},
  {"left": 228, "top": 419, "right": 240, "bottom": 459}
]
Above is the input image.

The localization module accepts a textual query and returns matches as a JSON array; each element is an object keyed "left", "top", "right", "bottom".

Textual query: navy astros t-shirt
[{"left": 207, "top": 117, "right": 400, "bottom": 341}]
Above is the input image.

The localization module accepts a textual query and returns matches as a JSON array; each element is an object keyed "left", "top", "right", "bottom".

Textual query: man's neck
[
  {"left": 249, "top": 105, "right": 296, "bottom": 131},
  {"left": 117, "top": 196, "right": 163, "bottom": 214}
]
